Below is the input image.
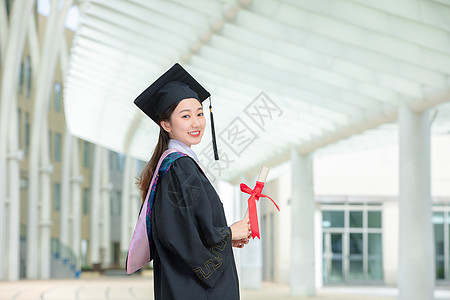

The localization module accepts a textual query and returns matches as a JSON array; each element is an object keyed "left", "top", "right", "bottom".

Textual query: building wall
[{"left": 8, "top": 7, "right": 128, "bottom": 276}]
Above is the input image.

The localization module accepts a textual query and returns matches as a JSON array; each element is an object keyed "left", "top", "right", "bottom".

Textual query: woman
[{"left": 127, "top": 63, "right": 250, "bottom": 300}]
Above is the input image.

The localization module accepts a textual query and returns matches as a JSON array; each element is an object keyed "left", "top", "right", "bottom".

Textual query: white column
[
  {"left": 290, "top": 147, "right": 315, "bottom": 296},
  {"left": 383, "top": 201, "right": 399, "bottom": 286},
  {"left": 39, "top": 120, "right": 53, "bottom": 279},
  {"left": 70, "top": 137, "right": 82, "bottom": 276},
  {"left": 128, "top": 159, "right": 139, "bottom": 241},
  {"left": 0, "top": 0, "right": 35, "bottom": 280},
  {"left": 101, "top": 149, "right": 112, "bottom": 268},
  {"left": 120, "top": 155, "right": 132, "bottom": 263},
  {"left": 26, "top": 0, "right": 73, "bottom": 279},
  {"left": 239, "top": 175, "right": 262, "bottom": 290},
  {"left": 60, "top": 129, "right": 72, "bottom": 260},
  {"left": 7, "top": 102, "right": 22, "bottom": 281},
  {"left": 90, "top": 144, "right": 102, "bottom": 269},
  {"left": 398, "top": 106, "right": 434, "bottom": 300}
]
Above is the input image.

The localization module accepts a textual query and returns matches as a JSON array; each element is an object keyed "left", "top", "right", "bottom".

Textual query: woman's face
[{"left": 161, "top": 98, "right": 206, "bottom": 147}]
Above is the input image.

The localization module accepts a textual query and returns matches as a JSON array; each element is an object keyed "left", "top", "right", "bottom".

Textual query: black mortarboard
[{"left": 134, "top": 63, "right": 219, "bottom": 160}]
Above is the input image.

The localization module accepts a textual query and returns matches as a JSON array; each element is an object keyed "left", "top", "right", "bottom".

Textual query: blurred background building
[{"left": 1, "top": 1, "right": 450, "bottom": 300}]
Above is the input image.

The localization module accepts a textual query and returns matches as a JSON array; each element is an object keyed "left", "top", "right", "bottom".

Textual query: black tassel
[{"left": 209, "top": 97, "right": 219, "bottom": 160}]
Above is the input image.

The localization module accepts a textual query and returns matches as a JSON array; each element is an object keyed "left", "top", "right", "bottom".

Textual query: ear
[{"left": 160, "top": 120, "right": 172, "bottom": 133}]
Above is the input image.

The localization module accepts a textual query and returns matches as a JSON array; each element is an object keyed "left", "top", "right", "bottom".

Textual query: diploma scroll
[{"left": 240, "top": 166, "right": 279, "bottom": 239}]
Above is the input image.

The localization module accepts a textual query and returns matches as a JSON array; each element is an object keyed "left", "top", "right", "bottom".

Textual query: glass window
[
  {"left": 350, "top": 211, "right": 363, "bottom": 228},
  {"left": 331, "top": 233, "right": 342, "bottom": 254},
  {"left": 54, "top": 183, "right": 61, "bottom": 211},
  {"left": 368, "top": 211, "right": 382, "bottom": 228},
  {"left": 25, "top": 55, "right": 31, "bottom": 99},
  {"left": 118, "top": 153, "right": 125, "bottom": 171},
  {"left": 54, "top": 132, "right": 61, "bottom": 162},
  {"left": 349, "top": 233, "right": 363, "bottom": 255},
  {"left": 83, "top": 188, "right": 89, "bottom": 214},
  {"left": 368, "top": 233, "right": 383, "bottom": 280},
  {"left": 20, "top": 177, "right": 28, "bottom": 190},
  {"left": 24, "top": 112, "right": 30, "bottom": 155},
  {"left": 17, "top": 109, "right": 22, "bottom": 149},
  {"left": 349, "top": 233, "right": 364, "bottom": 280},
  {"left": 330, "top": 260, "right": 343, "bottom": 283},
  {"left": 48, "top": 130, "right": 52, "bottom": 159},
  {"left": 434, "top": 212, "right": 445, "bottom": 279},
  {"left": 322, "top": 211, "right": 344, "bottom": 228},
  {"left": 51, "top": 238, "right": 60, "bottom": 257},
  {"left": 54, "top": 82, "right": 62, "bottom": 112},
  {"left": 18, "top": 61, "right": 24, "bottom": 94},
  {"left": 83, "top": 141, "right": 89, "bottom": 168},
  {"left": 111, "top": 191, "right": 121, "bottom": 216}
]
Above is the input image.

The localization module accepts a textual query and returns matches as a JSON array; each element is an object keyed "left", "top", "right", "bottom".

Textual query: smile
[{"left": 188, "top": 131, "right": 200, "bottom": 137}]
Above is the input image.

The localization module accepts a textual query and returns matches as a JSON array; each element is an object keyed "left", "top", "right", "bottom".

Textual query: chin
[{"left": 190, "top": 138, "right": 202, "bottom": 146}]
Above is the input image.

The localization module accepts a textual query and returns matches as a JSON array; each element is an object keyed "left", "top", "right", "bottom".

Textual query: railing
[{"left": 51, "top": 238, "right": 81, "bottom": 278}]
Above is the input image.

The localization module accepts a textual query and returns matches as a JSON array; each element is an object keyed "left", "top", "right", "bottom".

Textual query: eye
[
  {"left": 198, "top": 112, "right": 204, "bottom": 117},
  {"left": 182, "top": 114, "right": 190, "bottom": 119}
]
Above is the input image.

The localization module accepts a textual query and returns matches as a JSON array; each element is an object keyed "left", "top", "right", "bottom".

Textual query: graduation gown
[{"left": 152, "top": 156, "right": 239, "bottom": 300}]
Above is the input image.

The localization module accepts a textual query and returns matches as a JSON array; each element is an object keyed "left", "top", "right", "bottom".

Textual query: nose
[{"left": 192, "top": 115, "right": 201, "bottom": 128}]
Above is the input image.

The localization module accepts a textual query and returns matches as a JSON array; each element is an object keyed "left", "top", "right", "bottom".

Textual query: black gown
[{"left": 152, "top": 156, "right": 240, "bottom": 300}]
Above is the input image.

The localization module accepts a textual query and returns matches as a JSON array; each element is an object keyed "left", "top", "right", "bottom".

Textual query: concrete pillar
[
  {"left": 120, "top": 156, "right": 132, "bottom": 263},
  {"left": 290, "top": 147, "right": 315, "bottom": 296},
  {"left": 398, "top": 106, "right": 434, "bottom": 300},
  {"left": 100, "top": 149, "right": 112, "bottom": 268},
  {"left": 90, "top": 144, "right": 102, "bottom": 268},
  {"left": 26, "top": 0, "right": 73, "bottom": 279},
  {"left": 70, "top": 137, "right": 82, "bottom": 276},
  {"left": 7, "top": 103, "right": 22, "bottom": 281},
  {"left": 239, "top": 175, "right": 262, "bottom": 290},
  {"left": 0, "top": 0, "right": 35, "bottom": 280},
  {"left": 128, "top": 158, "right": 138, "bottom": 241},
  {"left": 39, "top": 120, "right": 53, "bottom": 279},
  {"left": 383, "top": 201, "right": 399, "bottom": 286},
  {"left": 60, "top": 128, "right": 72, "bottom": 261},
  {"left": 314, "top": 204, "right": 323, "bottom": 289}
]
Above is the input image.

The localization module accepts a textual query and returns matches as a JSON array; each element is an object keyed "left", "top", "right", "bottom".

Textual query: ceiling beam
[{"left": 232, "top": 91, "right": 450, "bottom": 183}]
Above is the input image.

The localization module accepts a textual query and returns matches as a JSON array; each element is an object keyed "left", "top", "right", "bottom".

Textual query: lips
[{"left": 188, "top": 131, "right": 200, "bottom": 137}]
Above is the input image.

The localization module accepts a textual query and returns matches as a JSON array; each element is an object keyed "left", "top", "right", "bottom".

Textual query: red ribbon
[{"left": 240, "top": 181, "right": 280, "bottom": 239}]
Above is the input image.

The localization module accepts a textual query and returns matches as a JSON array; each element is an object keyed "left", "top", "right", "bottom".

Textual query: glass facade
[
  {"left": 54, "top": 132, "right": 61, "bottom": 162},
  {"left": 53, "top": 183, "right": 61, "bottom": 211},
  {"left": 433, "top": 210, "right": 450, "bottom": 280},
  {"left": 83, "top": 141, "right": 90, "bottom": 168},
  {"left": 24, "top": 55, "right": 31, "bottom": 99},
  {"left": 24, "top": 112, "right": 30, "bottom": 155},
  {"left": 83, "top": 188, "right": 89, "bottom": 214},
  {"left": 54, "top": 82, "right": 62, "bottom": 112},
  {"left": 322, "top": 205, "right": 383, "bottom": 284}
]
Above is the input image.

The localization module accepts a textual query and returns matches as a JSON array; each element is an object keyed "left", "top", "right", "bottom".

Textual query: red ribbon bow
[{"left": 240, "top": 181, "right": 280, "bottom": 239}]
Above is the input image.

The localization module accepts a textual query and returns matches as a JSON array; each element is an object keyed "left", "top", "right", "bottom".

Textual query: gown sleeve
[{"left": 153, "top": 156, "right": 233, "bottom": 288}]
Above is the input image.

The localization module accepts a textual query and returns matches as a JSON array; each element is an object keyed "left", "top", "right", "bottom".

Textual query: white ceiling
[{"left": 64, "top": 0, "right": 450, "bottom": 182}]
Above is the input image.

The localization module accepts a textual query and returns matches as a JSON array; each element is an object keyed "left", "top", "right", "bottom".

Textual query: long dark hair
[{"left": 136, "top": 102, "right": 178, "bottom": 203}]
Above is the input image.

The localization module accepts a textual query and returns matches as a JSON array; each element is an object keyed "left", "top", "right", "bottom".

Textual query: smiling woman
[
  {"left": 126, "top": 63, "right": 250, "bottom": 300},
  {"left": 160, "top": 98, "right": 206, "bottom": 147}
]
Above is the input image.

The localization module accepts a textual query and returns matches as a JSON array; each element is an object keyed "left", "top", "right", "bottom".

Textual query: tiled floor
[{"left": 1, "top": 274, "right": 450, "bottom": 300}]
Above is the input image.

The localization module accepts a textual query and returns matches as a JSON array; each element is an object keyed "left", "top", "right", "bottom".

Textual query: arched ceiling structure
[{"left": 65, "top": 0, "right": 450, "bottom": 182}]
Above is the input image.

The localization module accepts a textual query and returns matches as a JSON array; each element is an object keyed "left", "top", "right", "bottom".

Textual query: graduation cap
[{"left": 134, "top": 63, "right": 219, "bottom": 160}]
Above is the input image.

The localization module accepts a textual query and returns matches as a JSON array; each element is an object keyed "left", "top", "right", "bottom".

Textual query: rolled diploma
[{"left": 244, "top": 166, "right": 270, "bottom": 219}]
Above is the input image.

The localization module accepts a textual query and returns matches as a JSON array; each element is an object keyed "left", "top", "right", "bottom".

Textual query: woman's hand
[
  {"left": 230, "top": 218, "right": 251, "bottom": 241},
  {"left": 232, "top": 238, "right": 249, "bottom": 248}
]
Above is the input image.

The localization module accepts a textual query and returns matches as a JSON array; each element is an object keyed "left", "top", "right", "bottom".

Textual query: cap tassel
[{"left": 209, "top": 97, "right": 219, "bottom": 161}]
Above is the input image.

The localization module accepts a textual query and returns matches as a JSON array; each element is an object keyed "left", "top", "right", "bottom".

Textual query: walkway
[{"left": 1, "top": 274, "right": 450, "bottom": 300}]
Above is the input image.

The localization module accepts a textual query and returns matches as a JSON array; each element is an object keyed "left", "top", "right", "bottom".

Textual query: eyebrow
[{"left": 178, "top": 107, "right": 203, "bottom": 114}]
